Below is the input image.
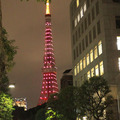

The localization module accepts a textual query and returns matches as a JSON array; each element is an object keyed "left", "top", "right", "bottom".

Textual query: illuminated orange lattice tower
[{"left": 38, "top": 0, "right": 59, "bottom": 105}]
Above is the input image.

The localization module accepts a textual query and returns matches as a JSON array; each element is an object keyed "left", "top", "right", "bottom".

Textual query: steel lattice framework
[{"left": 38, "top": 0, "right": 59, "bottom": 105}]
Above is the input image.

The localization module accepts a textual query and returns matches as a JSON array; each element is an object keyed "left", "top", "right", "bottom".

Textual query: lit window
[
  {"left": 98, "top": 41, "right": 102, "bottom": 55},
  {"left": 87, "top": 71, "right": 90, "bottom": 80},
  {"left": 84, "top": 2, "right": 87, "bottom": 13},
  {"left": 94, "top": 46, "right": 98, "bottom": 59},
  {"left": 87, "top": 53, "right": 90, "bottom": 65},
  {"left": 117, "top": 36, "right": 120, "bottom": 50},
  {"left": 90, "top": 49, "right": 94, "bottom": 62},
  {"left": 74, "top": 66, "right": 77, "bottom": 76},
  {"left": 100, "top": 61, "right": 104, "bottom": 75},
  {"left": 75, "top": 18, "right": 77, "bottom": 27},
  {"left": 76, "top": 0, "right": 79, "bottom": 7},
  {"left": 118, "top": 57, "right": 120, "bottom": 71},
  {"left": 78, "top": 13, "right": 80, "bottom": 22},
  {"left": 91, "top": 68, "right": 94, "bottom": 77},
  {"left": 77, "top": 63, "right": 79, "bottom": 73},
  {"left": 95, "top": 65, "right": 99, "bottom": 76},
  {"left": 80, "top": 60, "right": 83, "bottom": 71},
  {"left": 83, "top": 116, "right": 87, "bottom": 120},
  {"left": 83, "top": 57, "right": 86, "bottom": 68},
  {"left": 80, "top": 8, "right": 84, "bottom": 18}
]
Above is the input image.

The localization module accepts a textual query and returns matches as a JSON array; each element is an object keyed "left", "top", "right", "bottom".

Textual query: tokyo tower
[{"left": 38, "top": 0, "right": 59, "bottom": 105}]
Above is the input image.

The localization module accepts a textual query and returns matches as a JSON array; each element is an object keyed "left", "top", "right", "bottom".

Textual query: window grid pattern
[{"left": 74, "top": 41, "right": 103, "bottom": 76}]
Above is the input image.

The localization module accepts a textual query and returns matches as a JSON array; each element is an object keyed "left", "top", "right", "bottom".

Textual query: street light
[{"left": 9, "top": 83, "right": 15, "bottom": 89}]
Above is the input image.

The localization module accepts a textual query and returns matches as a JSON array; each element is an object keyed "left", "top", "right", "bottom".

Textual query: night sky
[{"left": 2, "top": 0, "right": 72, "bottom": 108}]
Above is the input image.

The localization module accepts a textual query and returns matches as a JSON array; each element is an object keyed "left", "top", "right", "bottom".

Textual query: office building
[{"left": 70, "top": 0, "right": 120, "bottom": 119}]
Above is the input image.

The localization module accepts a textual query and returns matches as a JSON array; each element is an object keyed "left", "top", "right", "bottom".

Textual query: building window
[
  {"left": 73, "top": 35, "right": 75, "bottom": 45},
  {"left": 83, "top": 57, "right": 86, "bottom": 69},
  {"left": 98, "top": 41, "right": 103, "bottom": 55},
  {"left": 86, "top": 0, "right": 90, "bottom": 8},
  {"left": 89, "top": 31, "right": 92, "bottom": 43},
  {"left": 85, "top": 35, "right": 88, "bottom": 47},
  {"left": 80, "top": 60, "right": 83, "bottom": 71},
  {"left": 95, "top": 65, "right": 99, "bottom": 76},
  {"left": 80, "top": 8, "right": 84, "bottom": 18},
  {"left": 84, "top": 73, "right": 87, "bottom": 80},
  {"left": 100, "top": 61, "right": 104, "bottom": 75},
  {"left": 77, "top": 63, "right": 79, "bottom": 73},
  {"left": 90, "top": 49, "right": 93, "bottom": 62},
  {"left": 91, "top": 67, "right": 94, "bottom": 77},
  {"left": 94, "top": 46, "right": 98, "bottom": 59},
  {"left": 82, "top": 39, "right": 85, "bottom": 51},
  {"left": 78, "top": 27, "right": 80, "bottom": 38},
  {"left": 81, "top": 76, "right": 84, "bottom": 83},
  {"left": 93, "top": 26, "right": 96, "bottom": 39},
  {"left": 78, "top": 13, "right": 80, "bottom": 22},
  {"left": 74, "top": 66, "right": 77, "bottom": 76},
  {"left": 72, "top": 20, "right": 74, "bottom": 29},
  {"left": 76, "top": 0, "right": 79, "bottom": 7},
  {"left": 92, "top": 7, "right": 95, "bottom": 21},
  {"left": 73, "top": 49, "right": 76, "bottom": 60},
  {"left": 81, "top": 22, "right": 84, "bottom": 33},
  {"left": 88, "top": 13, "right": 91, "bottom": 26},
  {"left": 87, "top": 71, "right": 90, "bottom": 80},
  {"left": 84, "top": 2, "right": 87, "bottom": 13},
  {"left": 117, "top": 36, "right": 120, "bottom": 50},
  {"left": 76, "top": 46, "right": 79, "bottom": 57},
  {"left": 118, "top": 58, "right": 120, "bottom": 71},
  {"left": 96, "top": 1, "right": 99, "bottom": 16},
  {"left": 76, "top": 31, "right": 78, "bottom": 42},
  {"left": 79, "top": 43, "right": 82, "bottom": 54},
  {"left": 97, "top": 21, "right": 101, "bottom": 35},
  {"left": 75, "top": 81, "right": 77, "bottom": 86},
  {"left": 85, "top": 18, "right": 87, "bottom": 30},
  {"left": 113, "top": 0, "right": 120, "bottom": 2},
  {"left": 87, "top": 53, "right": 90, "bottom": 65},
  {"left": 75, "top": 18, "right": 77, "bottom": 27},
  {"left": 116, "top": 16, "right": 120, "bottom": 29}
]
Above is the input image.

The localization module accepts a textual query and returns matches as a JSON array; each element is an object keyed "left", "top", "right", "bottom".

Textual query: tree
[
  {"left": 76, "top": 76, "right": 114, "bottom": 120},
  {"left": 0, "top": 92, "right": 14, "bottom": 120},
  {"left": 47, "top": 86, "right": 77, "bottom": 120},
  {"left": 0, "top": 28, "right": 17, "bottom": 93},
  {"left": 0, "top": 0, "right": 4, "bottom": 84},
  {"left": 0, "top": 27, "right": 17, "bottom": 120},
  {"left": 0, "top": 10, "right": 17, "bottom": 120},
  {"left": 45, "top": 108, "right": 63, "bottom": 120},
  {"left": 35, "top": 108, "right": 46, "bottom": 120}
]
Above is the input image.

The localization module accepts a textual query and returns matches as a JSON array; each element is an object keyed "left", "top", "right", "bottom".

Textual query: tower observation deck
[{"left": 38, "top": 0, "right": 59, "bottom": 105}]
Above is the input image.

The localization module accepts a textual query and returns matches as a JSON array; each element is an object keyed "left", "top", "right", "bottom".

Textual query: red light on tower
[{"left": 38, "top": 0, "right": 59, "bottom": 105}]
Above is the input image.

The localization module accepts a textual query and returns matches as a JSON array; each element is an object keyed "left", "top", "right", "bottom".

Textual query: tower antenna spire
[{"left": 46, "top": 0, "right": 50, "bottom": 15}]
